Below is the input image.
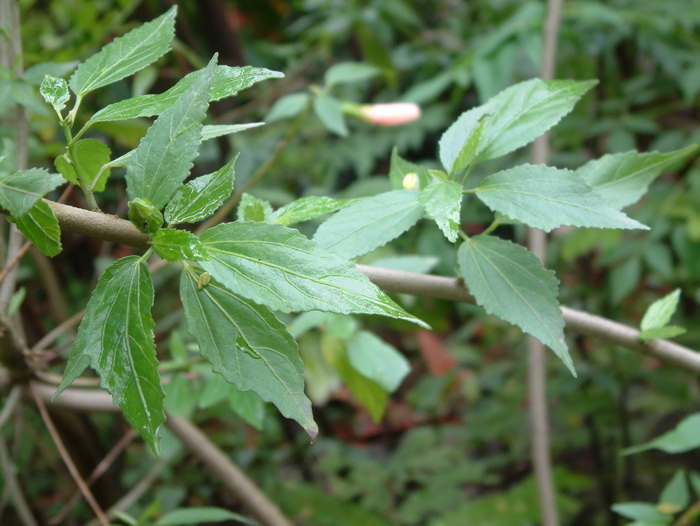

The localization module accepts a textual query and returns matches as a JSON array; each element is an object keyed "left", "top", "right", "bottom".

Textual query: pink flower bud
[{"left": 361, "top": 103, "right": 421, "bottom": 126}]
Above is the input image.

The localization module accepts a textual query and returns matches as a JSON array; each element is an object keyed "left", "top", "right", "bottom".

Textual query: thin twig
[
  {"left": 29, "top": 383, "right": 110, "bottom": 526},
  {"left": 31, "top": 309, "right": 85, "bottom": 353},
  {"left": 0, "top": 433, "right": 38, "bottom": 526},
  {"left": 0, "top": 385, "right": 21, "bottom": 430}
]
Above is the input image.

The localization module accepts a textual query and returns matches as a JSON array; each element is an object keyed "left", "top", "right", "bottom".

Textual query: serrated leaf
[
  {"left": 39, "top": 74, "right": 69, "bottom": 110},
  {"left": 475, "top": 164, "right": 649, "bottom": 232},
  {"left": 69, "top": 139, "right": 112, "bottom": 192},
  {"left": 419, "top": 180, "right": 463, "bottom": 242},
  {"left": 347, "top": 331, "right": 410, "bottom": 393},
  {"left": 439, "top": 79, "right": 597, "bottom": 171},
  {"left": 272, "top": 196, "right": 357, "bottom": 226},
  {"left": 91, "top": 66, "right": 282, "bottom": 123},
  {"left": 450, "top": 117, "right": 487, "bottom": 177},
  {"left": 313, "top": 94, "right": 348, "bottom": 136},
  {"left": 126, "top": 56, "right": 215, "bottom": 210},
  {"left": 151, "top": 230, "right": 208, "bottom": 262},
  {"left": 641, "top": 288, "right": 682, "bottom": 332},
  {"left": 165, "top": 155, "right": 236, "bottom": 225},
  {"left": 180, "top": 265, "right": 317, "bottom": 439},
  {"left": 324, "top": 62, "right": 380, "bottom": 86},
  {"left": 458, "top": 235, "right": 574, "bottom": 374},
  {"left": 623, "top": 414, "right": 700, "bottom": 456},
  {"left": 167, "top": 179, "right": 231, "bottom": 233},
  {"left": 69, "top": 6, "right": 177, "bottom": 97},
  {"left": 201, "top": 123, "right": 263, "bottom": 141},
  {"left": 639, "top": 326, "right": 686, "bottom": 342},
  {"left": 0, "top": 168, "right": 64, "bottom": 217},
  {"left": 155, "top": 507, "right": 257, "bottom": 526},
  {"left": 237, "top": 193, "right": 273, "bottom": 222},
  {"left": 10, "top": 200, "right": 61, "bottom": 257},
  {"left": 388, "top": 148, "right": 432, "bottom": 190},
  {"left": 199, "top": 222, "right": 428, "bottom": 327},
  {"left": 265, "top": 92, "right": 309, "bottom": 123},
  {"left": 313, "top": 190, "right": 424, "bottom": 259},
  {"left": 55, "top": 256, "right": 164, "bottom": 454},
  {"left": 576, "top": 146, "right": 697, "bottom": 210}
]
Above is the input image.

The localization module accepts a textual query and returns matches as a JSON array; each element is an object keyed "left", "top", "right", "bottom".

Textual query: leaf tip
[{"left": 306, "top": 423, "right": 319, "bottom": 443}]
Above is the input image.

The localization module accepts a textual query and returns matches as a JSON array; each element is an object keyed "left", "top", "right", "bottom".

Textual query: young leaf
[
  {"left": 474, "top": 164, "right": 649, "bottom": 232},
  {"left": 126, "top": 56, "right": 215, "bottom": 210},
  {"left": 388, "top": 148, "right": 432, "bottom": 190},
  {"left": 0, "top": 168, "right": 64, "bottom": 217},
  {"left": 180, "top": 266, "right": 317, "bottom": 440},
  {"left": 458, "top": 235, "right": 573, "bottom": 374},
  {"left": 201, "top": 123, "right": 263, "bottom": 141},
  {"left": 199, "top": 222, "right": 428, "bottom": 327},
  {"left": 313, "top": 94, "right": 348, "bottom": 136},
  {"left": 439, "top": 78, "right": 597, "bottom": 171},
  {"left": 272, "top": 196, "right": 357, "bottom": 227},
  {"left": 54, "top": 256, "right": 164, "bottom": 454},
  {"left": 90, "top": 65, "right": 283, "bottom": 124},
  {"left": 39, "top": 74, "right": 69, "bottom": 111},
  {"left": 151, "top": 230, "right": 208, "bottom": 262},
  {"left": 10, "top": 200, "right": 61, "bottom": 257},
  {"left": 576, "top": 146, "right": 697, "bottom": 210},
  {"left": 419, "top": 180, "right": 463, "bottom": 242},
  {"left": 63, "top": 139, "right": 112, "bottom": 192},
  {"left": 237, "top": 193, "right": 273, "bottom": 222},
  {"left": 639, "top": 326, "right": 686, "bottom": 342},
  {"left": 69, "top": 6, "right": 177, "bottom": 97},
  {"left": 164, "top": 155, "right": 237, "bottom": 225},
  {"left": 450, "top": 117, "right": 487, "bottom": 177},
  {"left": 346, "top": 331, "right": 410, "bottom": 393},
  {"left": 313, "top": 190, "right": 424, "bottom": 259},
  {"left": 639, "top": 288, "right": 686, "bottom": 341}
]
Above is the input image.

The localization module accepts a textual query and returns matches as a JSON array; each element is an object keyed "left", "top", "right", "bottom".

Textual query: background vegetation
[{"left": 2, "top": 0, "right": 700, "bottom": 524}]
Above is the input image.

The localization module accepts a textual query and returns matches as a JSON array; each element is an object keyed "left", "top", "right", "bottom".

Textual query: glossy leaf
[
  {"left": 55, "top": 256, "right": 164, "bottom": 454},
  {"left": 10, "top": 200, "right": 61, "bottom": 257},
  {"left": 419, "top": 180, "right": 463, "bottom": 242},
  {"left": 91, "top": 66, "right": 282, "bottom": 123},
  {"left": 0, "top": 168, "right": 64, "bottom": 217},
  {"left": 313, "top": 190, "right": 423, "bottom": 259},
  {"left": 458, "top": 235, "right": 573, "bottom": 374},
  {"left": 347, "top": 331, "right": 410, "bottom": 393},
  {"left": 164, "top": 155, "right": 236, "bottom": 225},
  {"left": 180, "top": 265, "right": 317, "bottom": 439},
  {"left": 576, "top": 146, "right": 697, "bottom": 210},
  {"left": 39, "top": 74, "right": 69, "bottom": 111},
  {"left": 475, "top": 164, "right": 648, "bottom": 232},
  {"left": 128, "top": 198, "right": 163, "bottom": 234},
  {"left": 272, "top": 196, "right": 357, "bottom": 226},
  {"left": 152, "top": 230, "right": 208, "bottom": 262},
  {"left": 237, "top": 193, "right": 273, "bottom": 222},
  {"left": 439, "top": 79, "right": 597, "bottom": 171},
  {"left": 126, "top": 56, "right": 215, "bottom": 209},
  {"left": 313, "top": 94, "right": 348, "bottom": 136},
  {"left": 199, "top": 222, "right": 428, "bottom": 327},
  {"left": 69, "top": 6, "right": 176, "bottom": 97}
]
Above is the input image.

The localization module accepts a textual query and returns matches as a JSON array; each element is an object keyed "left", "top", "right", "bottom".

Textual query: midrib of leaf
[
  {"left": 183, "top": 269, "right": 310, "bottom": 419},
  {"left": 467, "top": 240, "right": 562, "bottom": 347},
  {"left": 591, "top": 156, "right": 675, "bottom": 191},
  {"left": 318, "top": 200, "right": 421, "bottom": 250}
]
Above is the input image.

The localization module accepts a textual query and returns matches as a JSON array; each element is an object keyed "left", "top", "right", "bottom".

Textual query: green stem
[
  {"left": 481, "top": 217, "right": 503, "bottom": 236},
  {"left": 139, "top": 248, "right": 154, "bottom": 264},
  {"left": 66, "top": 141, "right": 100, "bottom": 211}
]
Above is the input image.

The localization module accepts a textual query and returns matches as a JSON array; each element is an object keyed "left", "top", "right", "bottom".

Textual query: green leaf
[
  {"left": 659, "top": 470, "right": 689, "bottom": 514},
  {"left": 237, "top": 193, "right": 273, "bottom": 222},
  {"left": 450, "top": 117, "right": 487, "bottom": 177},
  {"left": 39, "top": 74, "right": 69, "bottom": 111},
  {"left": 10, "top": 200, "right": 61, "bottom": 257},
  {"left": 0, "top": 168, "right": 64, "bottom": 217},
  {"left": 611, "top": 502, "right": 672, "bottom": 523},
  {"left": 576, "top": 146, "right": 697, "bottom": 210},
  {"left": 389, "top": 148, "right": 432, "bottom": 190},
  {"left": 226, "top": 385, "right": 266, "bottom": 430},
  {"left": 61, "top": 139, "right": 112, "bottom": 192},
  {"left": 313, "top": 94, "right": 348, "bottom": 136},
  {"left": 265, "top": 92, "right": 309, "bottom": 123},
  {"left": 474, "top": 164, "right": 649, "bottom": 232},
  {"left": 439, "top": 79, "right": 597, "bottom": 171},
  {"left": 458, "top": 235, "right": 573, "bottom": 374},
  {"left": 164, "top": 155, "right": 236, "bottom": 225},
  {"left": 347, "top": 331, "right": 410, "bottom": 393},
  {"left": 126, "top": 56, "right": 215, "bottom": 210},
  {"left": 91, "top": 65, "right": 282, "bottom": 123},
  {"left": 324, "top": 62, "right": 381, "bottom": 86},
  {"left": 201, "top": 123, "right": 263, "bottom": 141},
  {"left": 180, "top": 266, "right": 317, "bottom": 439},
  {"left": 641, "top": 289, "right": 682, "bottom": 332},
  {"left": 639, "top": 326, "right": 686, "bottom": 342},
  {"left": 55, "top": 256, "right": 164, "bottom": 455},
  {"left": 419, "top": 180, "right": 463, "bottom": 242},
  {"left": 69, "top": 6, "right": 177, "bottom": 97},
  {"left": 152, "top": 230, "right": 208, "bottom": 262},
  {"left": 622, "top": 413, "right": 700, "bottom": 456},
  {"left": 323, "top": 333, "right": 388, "bottom": 422},
  {"left": 313, "top": 190, "right": 424, "bottom": 259},
  {"left": 272, "top": 196, "right": 357, "bottom": 226},
  {"left": 155, "top": 507, "right": 258, "bottom": 525},
  {"left": 7, "top": 287, "right": 25, "bottom": 317},
  {"left": 199, "top": 222, "right": 428, "bottom": 327},
  {"left": 128, "top": 198, "right": 163, "bottom": 234}
]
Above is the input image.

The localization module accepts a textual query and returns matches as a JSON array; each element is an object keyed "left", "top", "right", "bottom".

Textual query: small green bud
[
  {"left": 197, "top": 272, "right": 211, "bottom": 290},
  {"left": 128, "top": 198, "right": 164, "bottom": 234}
]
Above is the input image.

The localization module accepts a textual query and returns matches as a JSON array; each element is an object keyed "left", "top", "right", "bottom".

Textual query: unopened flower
[{"left": 361, "top": 103, "right": 421, "bottom": 126}]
